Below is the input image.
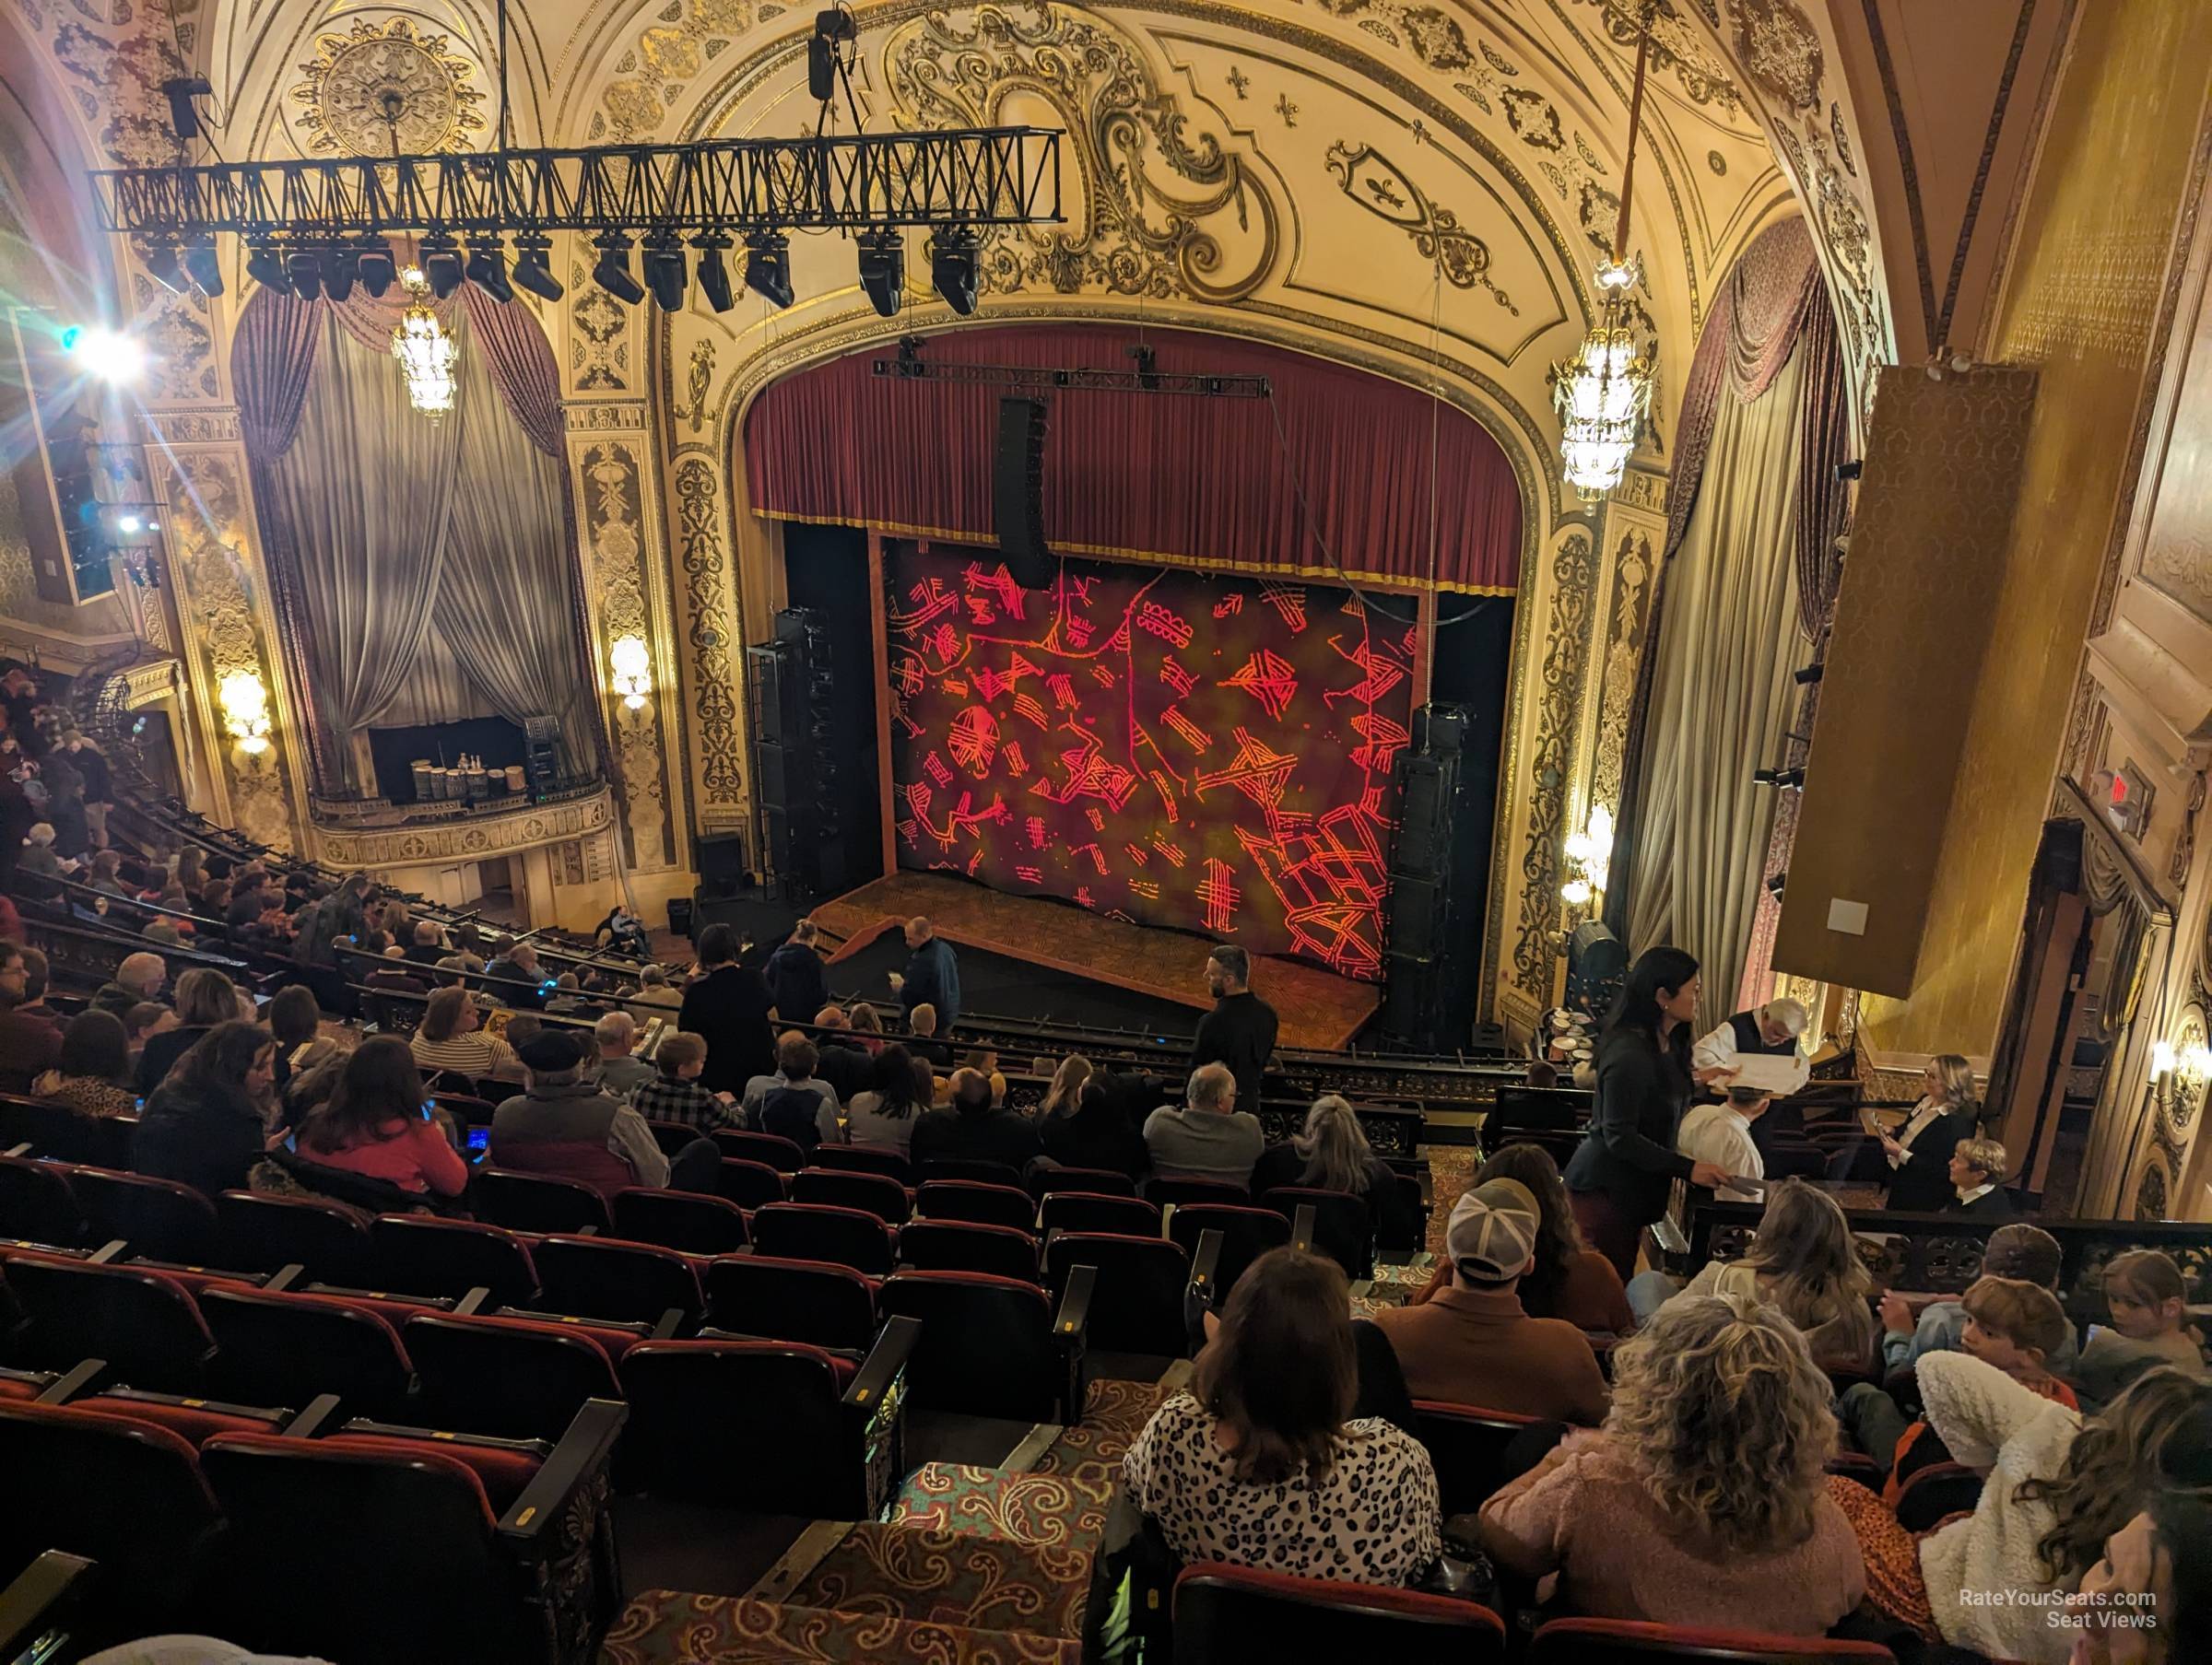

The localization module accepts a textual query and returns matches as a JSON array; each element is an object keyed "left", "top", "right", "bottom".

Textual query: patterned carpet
[{"left": 598, "top": 1590, "right": 1079, "bottom": 1664}]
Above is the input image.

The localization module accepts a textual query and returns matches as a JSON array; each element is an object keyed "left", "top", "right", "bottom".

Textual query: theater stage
[{"left": 806, "top": 872, "right": 1381, "bottom": 1051}]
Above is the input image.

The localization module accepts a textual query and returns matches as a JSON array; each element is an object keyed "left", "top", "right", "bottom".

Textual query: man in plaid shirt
[{"left": 628, "top": 1030, "right": 738, "bottom": 1131}]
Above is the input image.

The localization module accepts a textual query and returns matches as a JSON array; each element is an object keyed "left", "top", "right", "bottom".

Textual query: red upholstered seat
[
  {"left": 915, "top": 1178, "right": 1035, "bottom": 1232},
  {"left": 1527, "top": 1618, "right": 1897, "bottom": 1662},
  {"left": 531, "top": 1232, "right": 705, "bottom": 1326},
  {"left": 1143, "top": 1177, "right": 1251, "bottom": 1211},
  {"left": 0, "top": 1249, "right": 216, "bottom": 1390},
  {"left": 1257, "top": 1185, "right": 1374, "bottom": 1279},
  {"left": 811, "top": 1143, "right": 913, "bottom": 1184},
  {"left": 370, "top": 1213, "right": 539, "bottom": 1306},
  {"left": 611, "top": 1186, "right": 750, "bottom": 1255},
  {"left": 71, "top": 1390, "right": 291, "bottom": 1446},
  {"left": 474, "top": 1167, "right": 613, "bottom": 1235},
  {"left": 879, "top": 1269, "right": 1063, "bottom": 1421},
  {"left": 1413, "top": 1400, "right": 1546, "bottom": 1516},
  {"left": 1171, "top": 1563, "right": 1506, "bottom": 1664},
  {"left": 1043, "top": 1231, "right": 1190, "bottom": 1355},
  {"left": 405, "top": 1308, "right": 625, "bottom": 1441},
  {"left": 0, "top": 1365, "right": 54, "bottom": 1400},
  {"left": 1039, "top": 1190, "right": 1162, "bottom": 1238},
  {"left": 712, "top": 1129, "right": 806, "bottom": 1174},
  {"left": 1892, "top": 1461, "right": 1984, "bottom": 1534},
  {"left": 714, "top": 1156, "right": 789, "bottom": 1209},
  {"left": 896, "top": 1218, "right": 1041, "bottom": 1282},
  {"left": 1028, "top": 1165, "right": 1136, "bottom": 1201},
  {"left": 751, "top": 1201, "right": 898, "bottom": 1276},
  {"left": 703, "top": 1253, "right": 880, "bottom": 1354},
  {"left": 1168, "top": 1203, "right": 1290, "bottom": 1302},
  {"left": 57, "top": 1164, "right": 222, "bottom": 1264},
  {"left": 792, "top": 1167, "right": 912, "bottom": 1224},
  {"left": 0, "top": 1152, "right": 86, "bottom": 1249},
  {"left": 215, "top": 1190, "right": 372, "bottom": 1284},
  {"left": 199, "top": 1283, "right": 415, "bottom": 1417},
  {"left": 323, "top": 1429, "right": 546, "bottom": 1513}
]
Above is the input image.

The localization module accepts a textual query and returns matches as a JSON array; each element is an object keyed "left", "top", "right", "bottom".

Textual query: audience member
[
  {"left": 544, "top": 971, "right": 586, "bottom": 1014},
  {"left": 845, "top": 1003, "right": 886, "bottom": 1054},
  {"left": 1947, "top": 1135, "right": 2017, "bottom": 1219},
  {"left": 593, "top": 1011, "right": 655, "bottom": 1098},
  {"left": 403, "top": 920, "right": 445, "bottom": 967},
  {"left": 1372, "top": 1178, "right": 1608, "bottom": 1423},
  {"left": 0, "top": 939, "right": 61, "bottom": 1092},
  {"left": 1037, "top": 1077, "right": 1148, "bottom": 1180},
  {"left": 1251, "top": 1094, "right": 1422, "bottom": 1245},
  {"left": 1403, "top": 1143, "right": 1634, "bottom": 1334},
  {"left": 63, "top": 732, "right": 110, "bottom": 849},
  {"left": 1842, "top": 1359, "right": 2212, "bottom": 1661},
  {"left": 30, "top": 1009, "right": 136, "bottom": 1120},
  {"left": 1563, "top": 946, "right": 1734, "bottom": 1278},
  {"left": 1874, "top": 1053, "right": 1981, "bottom": 1213},
  {"left": 488, "top": 1029, "right": 701, "bottom": 1195},
  {"left": 902, "top": 1002, "right": 953, "bottom": 1072},
  {"left": 1880, "top": 1223, "right": 2077, "bottom": 1378},
  {"left": 1675, "top": 1085, "right": 1768, "bottom": 1202},
  {"left": 503, "top": 1013, "right": 546, "bottom": 1054},
  {"left": 484, "top": 940, "right": 550, "bottom": 1008},
  {"left": 2064, "top": 1492, "right": 2212, "bottom": 1664},
  {"left": 124, "top": 1001, "right": 178, "bottom": 1059},
  {"left": 408, "top": 985, "right": 523, "bottom": 1083},
  {"left": 629, "top": 1031, "right": 737, "bottom": 1132},
  {"left": 809, "top": 1005, "right": 873, "bottom": 1101},
  {"left": 629, "top": 963, "right": 683, "bottom": 1014},
  {"left": 1036, "top": 1054, "right": 1093, "bottom": 1123},
  {"left": 90, "top": 950, "right": 167, "bottom": 1017},
  {"left": 1645, "top": 1179, "right": 1878, "bottom": 1371},
  {"left": 1190, "top": 944, "right": 1277, "bottom": 1114},
  {"left": 892, "top": 915, "right": 960, "bottom": 1033},
  {"left": 293, "top": 872, "right": 370, "bottom": 969},
  {"left": 912, "top": 1066, "right": 1041, "bottom": 1170},
  {"left": 752, "top": 1032, "right": 834, "bottom": 1155},
  {"left": 677, "top": 922, "right": 775, "bottom": 1094},
  {"left": 1143, "top": 1061, "right": 1262, "bottom": 1185},
  {"left": 764, "top": 920, "right": 830, "bottom": 1026},
  {"left": 18, "top": 823, "right": 65, "bottom": 881},
  {"left": 2077, "top": 1250, "right": 2208, "bottom": 1408},
  {"left": 264, "top": 984, "right": 335, "bottom": 1098},
  {"left": 1477, "top": 1294, "right": 1863, "bottom": 1632},
  {"left": 294, "top": 1037, "right": 466, "bottom": 1198},
  {"left": 822, "top": 1041, "right": 927, "bottom": 1155},
  {"left": 594, "top": 903, "right": 653, "bottom": 959},
  {"left": 1124, "top": 1248, "right": 1441, "bottom": 1587},
  {"left": 1524, "top": 1058, "right": 1559, "bottom": 1089},
  {"left": 132, "top": 1022, "right": 277, "bottom": 1197},
  {"left": 136, "top": 967, "right": 242, "bottom": 1097}
]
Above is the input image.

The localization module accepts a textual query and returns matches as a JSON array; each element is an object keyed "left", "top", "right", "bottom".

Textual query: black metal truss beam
[
  {"left": 91, "top": 126, "right": 1063, "bottom": 240},
  {"left": 869, "top": 358, "right": 1272, "bottom": 398}
]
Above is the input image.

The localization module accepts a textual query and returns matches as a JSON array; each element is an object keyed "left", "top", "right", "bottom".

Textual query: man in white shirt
[
  {"left": 1690, "top": 997, "right": 1812, "bottom": 1092},
  {"left": 1676, "top": 1087, "right": 1768, "bottom": 1200}
]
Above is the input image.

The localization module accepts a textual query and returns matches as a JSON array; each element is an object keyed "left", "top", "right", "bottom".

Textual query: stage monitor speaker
[
  {"left": 698, "top": 833, "right": 750, "bottom": 899},
  {"left": 994, "top": 396, "right": 1054, "bottom": 589}
]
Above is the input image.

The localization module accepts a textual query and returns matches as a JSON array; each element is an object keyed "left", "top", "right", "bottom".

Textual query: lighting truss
[
  {"left": 90, "top": 126, "right": 1063, "bottom": 240},
  {"left": 869, "top": 358, "right": 1271, "bottom": 398}
]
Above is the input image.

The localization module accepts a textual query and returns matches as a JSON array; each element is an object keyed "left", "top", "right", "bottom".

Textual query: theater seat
[
  {"left": 880, "top": 1268, "right": 1088, "bottom": 1422},
  {"left": 703, "top": 1254, "right": 880, "bottom": 1354},
  {"left": 917, "top": 1158, "right": 1027, "bottom": 1190},
  {"left": 474, "top": 1167, "right": 614, "bottom": 1235},
  {"left": 810, "top": 1143, "right": 913, "bottom": 1184},
  {"left": 1172, "top": 1563, "right": 1507, "bottom": 1663},
  {"left": 1257, "top": 1187, "right": 1373, "bottom": 1280},
  {"left": 1039, "top": 1190, "right": 1162, "bottom": 1238},
  {"left": 69, "top": 1389, "right": 292, "bottom": 1446},
  {"left": 405, "top": 1310, "right": 627, "bottom": 1441},
  {"left": 1413, "top": 1401, "right": 1547, "bottom": 1515},
  {"left": 793, "top": 1167, "right": 912, "bottom": 1224},
  {"left": 61, "top": 1166, "right": 221, "bottom": 1265},
  {"left": 1027, "top": 1165, "right": 1137, "bottom": 1201},
  {"left": 916, "top": 1178, "right": 1035, "bottom": 1232},
  {"left": 611, "top": 1187, "right": 750, "bottom": 1255},
  {"left": 1892, "top": 1461, "right": 1983, "bottom": 1533},
  {"left": 0, "top": 1251, "right": 215, "bottom": 1391},
  {"left": 532, "top": 1234, "right": 704, "bottom": 1328},
  {"left": 368, "top": 1214, "right": 539, "bottom": 1307},
  {"left": 618, "top": 1321, "right": 918, "bottom": 1519},
  {"left": 712, "top": 1129, "right": 807, "bottom": 1174},
  {"left": 714, "top": 1157, "right": 789, "bottom": 1210},
  {"left": 0, "top": 1096, "right": 114, "bottom": 1165},
  {"left": 0, "top": 1152, "right": 85, "bottom": 1249},
  {"left": 751, "top": 1202, "right": 898, "bottom": 1277},
  {"left": 1168, "top": 1204, "right": 1289, "bottom": 1301},
  {"left": 897, "top": 1218, "right": 1041, "bottom": 1283},
  {"left": 1527, "top": 1618, "right": 1897, "bottom": 1662},
  {"left": 198, "top": 1284, "right": 415, "bottom": 1418},
  {"left": 215, "top": 1190, "right": 372, "bottom": 1284},
  {"left": 1043, "top": 1231, "right": 1190, "bottom": 1356},
  {"left": 1144, "top": 1177, "right": 1251, "bottom": 1211}
]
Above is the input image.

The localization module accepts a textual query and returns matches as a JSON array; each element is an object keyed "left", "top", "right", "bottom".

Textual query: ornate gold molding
[
  {"left": 565, "top": 400, "right": 652, "bottom": 432},
  {"left": 1512, "top": 529, "right": 1598, "bottom": 1000},
  {"left": 673, "top": 457, "right": 747, "bottom": 813},
  {"left": 313, "top": 785, "right": 618, "bottom": 868},
  {"left": 289, "top": 18, "right": 485, "bottom": 158},
  {"left": 576, "top": 441, "right": 679, "bottom": 872}
]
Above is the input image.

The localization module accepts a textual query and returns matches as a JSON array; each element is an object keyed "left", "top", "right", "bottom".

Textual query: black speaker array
[
  {"left": 1380, "top": 702, "right": 1469, "bottom": 1049},
  {"left": 994, "top": 395, "right": 1055, "bottom": 590},
  {"left": 745, "top": 606, "right": 846, "bottom": 897}
]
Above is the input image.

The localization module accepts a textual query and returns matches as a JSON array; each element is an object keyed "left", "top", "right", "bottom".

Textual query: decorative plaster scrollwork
[
  {"left": 564, "top": 402, "right": 650, "bottom": 432},
  {"left": 674, "top": 340, "right": 717, "bottom": 435},
  {"left": 144, "top": 410, "right": 241, "bottom": 445},
  {"left": 315, "top": 787, "right": 615, "bottom": 867},
  {"left": 1730, "top": 0, "right": 1825, "bottom": 113},
  {"left": 674, "top": 458, "right": 746, "bottom": 807},
  {"left": 882, "top": 3, "right": 1281, "bottom": 304},
  {"left": 289, "top": 18, "right": 484, "bottom": 157},
  {"left": 129, "top": 276, "right": 218, "bottom": 404},
  {"left": 1513, "top": 532, "right": 1597, "bottom": 998},
  {"left": 571, "top": 270, "right": 631, "bottom": 392},
  {"left": 1324, "top": 143, "right": 1516, "bottom": 313},
  {"left": 2136, "top": 1159, "right": 2170, "bottom": 1223},
  {"left": 1590, "top": 530, "right": 1653, "bottom": 815},
  {"left": 579, "top": 444, "right": 675, "bottom": 870}
]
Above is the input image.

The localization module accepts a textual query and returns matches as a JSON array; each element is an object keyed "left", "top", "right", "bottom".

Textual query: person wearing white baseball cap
[{"left": 1371, "top": 1178, "right": 1609, "bottom": 1425}]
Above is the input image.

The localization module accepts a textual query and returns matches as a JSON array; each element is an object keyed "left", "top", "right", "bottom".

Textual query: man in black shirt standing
[
  {"left": 677, "top": 921, "right": 777, "bottom": 1095},
  {"left": 1190, "top": 944, "right": 1277, "bottom": 1114}
]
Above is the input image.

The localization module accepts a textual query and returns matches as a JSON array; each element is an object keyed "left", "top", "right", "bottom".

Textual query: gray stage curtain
[
  {"left": 440, "top": 329, "right": 597, "bottom": 775},
  {"left": 1626, "top": 346, "right": 1808, "bottom": 1008},
  {"left": 259, "top": 310, "right": 462, "bottom": 792}
]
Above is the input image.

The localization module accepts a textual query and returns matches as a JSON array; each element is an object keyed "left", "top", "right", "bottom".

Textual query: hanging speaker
[{"left": 994, "top": 395, "right": 1053, "bottom": 590}]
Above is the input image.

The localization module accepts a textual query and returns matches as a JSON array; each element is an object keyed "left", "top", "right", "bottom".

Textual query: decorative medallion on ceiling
[{"left": 290, "top": 18, "right": 485, "bottom": 157}]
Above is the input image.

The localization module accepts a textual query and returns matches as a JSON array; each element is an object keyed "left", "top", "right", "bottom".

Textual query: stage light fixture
[
  {"left": 161, "top": 76, "right": 212, "bottom": 143},
  {"left": 140, "top": 243, "right": 189, "bottom": 294},
  {"left": 593, "top": 234, "right": 645, "bottom": 306},
  {"left": 1793, "top": 662, "right": 1824, "bottom": 686},
  {"left": 285, "top": 249, "right": 324, "bottom": 301},
  {"left": 931, "top": 225, "right": 981, "bottom": 315},
  {"left": 743, "top": 231, "right": 794, "bottom": 309},
  {"left": 320, "top": 246, "right": 358, "bottom": 304},
  {"left": 857, "top": 229, "right": 905, "bottom": 317},
  {"left": 1752, "top": 766, "right": 1806, "bottom": 791},
  {"left": 418, "top": 235, "right": 465, "bottom": 300},
  {"left": 466, "top": 240, "right": 514, "bottom": 304},
  {"left": 63, "top": 326, "right": 147, "bottom": 387},
  {"left": 1766, "top": 871, "right": 1788, "bottom": 900},
  {"left": 1836, "top": 459, "right": 1864, "bottom": 482},
  {"left": 808, "top": 5, "right": 858, "bottom": 100},
  {"left": 355, "top": 239, "right": 396, "bottom": 299},
  {"left": 510, "top": 236, "right": 564, "bottom": 302},
  {"left": 246, "top": 242, "right": 292, "bottom": 296},
  {"left": 692, "top": 235, "right": 736, "bottom": 313},
  {"left": 641, "top": 236, "right": 688, "bottom": 312},
  {"left": 180, "top": 239, "right": 222, "bottom": 296}
]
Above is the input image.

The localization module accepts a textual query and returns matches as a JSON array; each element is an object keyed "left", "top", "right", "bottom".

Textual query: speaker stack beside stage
[
  {"left": 744, "top": 605, "right": 848, "bottom": 900},
  {"left": 1380, "top": 703, "right": 1469, "bottom": 1051},
  {"left": 994, "top": 396, "right": 1054, "bottom": 590}
]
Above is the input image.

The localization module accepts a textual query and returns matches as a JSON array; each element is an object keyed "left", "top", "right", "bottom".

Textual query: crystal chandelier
[
  {"left": 1554, "top": 6, "right": 1657, "bottom": 501},
  {"left": 390, "top": 265, "right": 457, "bottom": 418}
]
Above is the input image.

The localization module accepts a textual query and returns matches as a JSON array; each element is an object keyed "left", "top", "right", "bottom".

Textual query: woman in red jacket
[{"left": 295, "top": 1037, "right": 467, "bottom": 1198}]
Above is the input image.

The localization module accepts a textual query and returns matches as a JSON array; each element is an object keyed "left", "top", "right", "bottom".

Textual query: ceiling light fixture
[
  {"left": 593, "top": 234, "right": 645, "bottom": 306},
  {"left": 857, "top": 228, "right": 905, "bottom": 318},
  {"left": 744, "top": 230, "right": 794, "bottom": 309},
  {"left": 510, "top": 235, "right": 564, "bottom": 302},
  {"left": 389, "top": 266, "right": 458, "bottom": 419}
]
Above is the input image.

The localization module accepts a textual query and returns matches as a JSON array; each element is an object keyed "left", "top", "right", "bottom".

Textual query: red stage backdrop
[{"left": 888, "top": 543, "right": 1415, "bottom": 980}]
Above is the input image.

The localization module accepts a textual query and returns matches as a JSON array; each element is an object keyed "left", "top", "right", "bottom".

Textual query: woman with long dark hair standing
[{"left": 1562, "top": 946, "right": 1736, "bottom": 1278}]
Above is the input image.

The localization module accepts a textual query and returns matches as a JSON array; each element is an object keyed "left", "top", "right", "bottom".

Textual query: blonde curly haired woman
[{"left": 1476, "top": 1293, "right": 1864, "bottom": 1633}]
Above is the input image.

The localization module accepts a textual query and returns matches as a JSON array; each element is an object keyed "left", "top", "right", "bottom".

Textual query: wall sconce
[
  {"left": 1560, "top": 803, "right": 1615, "bottom": 909},
  {"left": 2149, "top": 1036, "right": 2212, "bottom": 1105},
  {"left": 218, "top": 669, "right": 271, "bottom": 754},
  {"left": 608, "top": 634, "right": 653, "bottom": 710}
]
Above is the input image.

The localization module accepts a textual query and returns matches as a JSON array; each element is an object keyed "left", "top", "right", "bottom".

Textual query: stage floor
[{"left": 807, "top": 872, "right": 1380, "bottom": 1051}]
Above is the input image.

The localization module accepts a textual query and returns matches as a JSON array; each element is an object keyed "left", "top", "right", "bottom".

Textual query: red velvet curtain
[{"left": 744, "top": 323, "right": 1523, "bottom": 592}]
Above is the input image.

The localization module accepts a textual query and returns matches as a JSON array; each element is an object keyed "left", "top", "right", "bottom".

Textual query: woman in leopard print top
[{"left": 1123, "top": 1248, "right": 1441, "bottom": 1586}]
